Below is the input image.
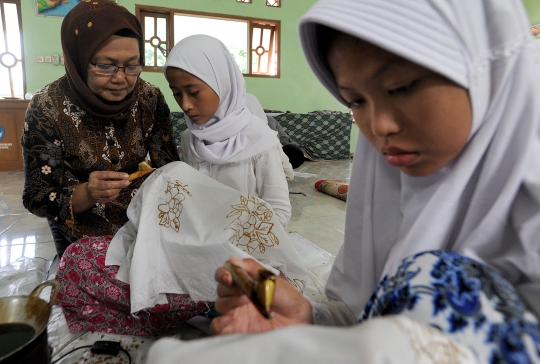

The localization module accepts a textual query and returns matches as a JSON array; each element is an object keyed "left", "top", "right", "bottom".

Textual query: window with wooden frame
[
  {"left": 136, "top": 6, "right": 280, "bottom": 77},
  {"left": 0, "top": 0, "right": 25, "bottom": 99},
  {"left": 266, "top": 0, "right": 280, "bottom": 7},
  {"left": 141, "top": 10, "right": 170, "bottom": 70}
]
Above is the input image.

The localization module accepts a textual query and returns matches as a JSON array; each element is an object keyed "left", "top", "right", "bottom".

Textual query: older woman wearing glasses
[
  {"left": 20, "top": 1, "right": 207, "bottom": 336},
  {"left": 22, "top": 1, "right": 179, "bottom": 259}
]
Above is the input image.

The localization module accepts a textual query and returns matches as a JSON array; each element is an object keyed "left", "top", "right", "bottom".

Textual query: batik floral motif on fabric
[
  {"left": 54, "top": 236, "right": 211, "bottom": 336},
  {"left": 226, "top": 194, "right": 280, "bottom": 254},
  {"left": 158, "top": 180, "right": 192, "bottom": 232},
  {"left": 360, "top": 250, "right": 540, "bottom": 363}
]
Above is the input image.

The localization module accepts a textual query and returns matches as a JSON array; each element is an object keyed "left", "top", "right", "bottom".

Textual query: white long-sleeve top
[
  {"left": 146, "top": 315, "right": 476, "bottom": 364},
  {"left": 181, "top": 130, "right": 292, "bottom": 228}
]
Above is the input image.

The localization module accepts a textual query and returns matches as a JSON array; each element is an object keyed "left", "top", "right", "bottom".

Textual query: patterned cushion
[
  {"left": 314, "top": 179, "right": 348, "bottom": 201},
  {"left": 171, "top": 111, "right": 352, "bottom": 160},
  {"left": 274, "top": 113, "right": 352, "bottom": 160},
  {"left": 171, "top": 112, "right": 188, "bottom": 147}
]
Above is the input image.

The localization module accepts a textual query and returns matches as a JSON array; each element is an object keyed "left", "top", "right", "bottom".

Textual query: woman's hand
[
  {"left": 72, "top": 171, "right": 130, "bottom": 214},
  {"left": 210, "top": 256, "right": 313, "bottom": 335}
]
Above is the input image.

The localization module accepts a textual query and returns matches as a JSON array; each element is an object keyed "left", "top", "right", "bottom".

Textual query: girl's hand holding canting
[
  {"left": 72, "top": 170, "right": 130, "bottom": 214},
  {"left": 210, "top": 256, "right": 313, "bottom": 335}
]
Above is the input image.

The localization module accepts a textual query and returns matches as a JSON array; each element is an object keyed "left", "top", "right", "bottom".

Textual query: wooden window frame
[
  {"left": 139, "top": 9, "right": 171, "bottom": 72},
  {"left": 136, "top": 5, "right": 280, "bottom": 78},
  {"left": 250, "top": 21, "right": 278, "bottom": 76},
  {"left": 266, "top": 0, "right": 281, "bottom": 7}
]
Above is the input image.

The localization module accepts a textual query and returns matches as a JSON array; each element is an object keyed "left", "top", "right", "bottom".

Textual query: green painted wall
[
  {"left": 524, "top": 0, "right": 540, "bottom": 25},
  {"left": 20, "top": 0, "right": 344, "bottom": 114}
]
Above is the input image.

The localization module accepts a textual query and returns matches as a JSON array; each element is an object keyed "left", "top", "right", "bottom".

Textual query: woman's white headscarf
[
  {"left": 299, "top": 0, "right": 540, "bottom": 318},
  {"left": 164, "top": 35, "right": 279, "bottom": 164}
]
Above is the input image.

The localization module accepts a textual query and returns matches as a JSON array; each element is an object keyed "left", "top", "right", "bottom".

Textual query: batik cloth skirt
[
  {"left": 54, "top": 236, "right": 212, "bottom": 336},
  {"left": 361, "top": 250, "right": 540, "bottom": 363}
]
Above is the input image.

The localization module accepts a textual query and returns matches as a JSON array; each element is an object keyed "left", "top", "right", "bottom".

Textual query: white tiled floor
[
  {"left": 288, "top": 161, "right": 350, "bottom": 255},
  {"left": 0, "top": 159, "right": 351, "bottom": 269},
  {"left": 0, "top": 170, "right": 57, "bottom": 268}
]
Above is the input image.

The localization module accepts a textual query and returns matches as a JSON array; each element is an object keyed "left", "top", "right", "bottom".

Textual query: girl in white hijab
[
  {"left": 244, "top": 92, "right": 295, "bottom": 181},
  {"left": 178, "top": 0, "right": 540, "bottom": 362},
  {"left": 164, "top": 35, "right": 291, "bottom": 228},
  {"left": 299, "top": 0, "right": 540, "bottom": 320}
]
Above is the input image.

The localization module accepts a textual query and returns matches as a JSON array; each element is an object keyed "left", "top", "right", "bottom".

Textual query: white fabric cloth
[
  {"left": 244, "top": 93, "right": 295, "bottom": 181},
  {"left": 146, "top": 315, "right": 477, "bottom": 364},
  {"left": 181, "top": 131, "right": 292, "bottom": 228},
  {"left": 106, "top": 162, "right": 307, "bottom": 313},
  {"left": 279, "top": 149, "right": 294, "bottom": 182},
  {"left": 163, "top": 35, "right": 279, "bottom": 165},
  {"left": 299, "top": 0, "right": 540, "bottom": 321}
]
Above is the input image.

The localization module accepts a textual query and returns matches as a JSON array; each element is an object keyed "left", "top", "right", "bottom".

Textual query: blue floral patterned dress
[{"left": 361, "top": 251, "right": 540, "bottom": 363}]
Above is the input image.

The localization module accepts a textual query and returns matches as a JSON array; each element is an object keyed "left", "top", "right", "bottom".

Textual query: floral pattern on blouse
[
  {"left": 21, "top": 76, "right": 179, "bottom": 241},
  {"left": 361, "top": 250, "right": 540, "bottom": 363},
  {"left": 55, "top": 236, "right": 210, "bottom": 335}
]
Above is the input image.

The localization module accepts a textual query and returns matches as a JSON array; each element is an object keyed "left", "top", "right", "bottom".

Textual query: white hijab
[
  {"left": 164, "top": 35, "right": 279, "bottom": 164},
  {"left": 245, "top": 93, "right": 269, "bottom": 124},
  {"left": 299, "top": 0, "right": 540, "bottom": 317}
]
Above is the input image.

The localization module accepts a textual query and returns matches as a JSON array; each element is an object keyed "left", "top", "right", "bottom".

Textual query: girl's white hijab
[
  {"left": 245, "top": 93, "right": 269, "bottom": 124},
  {"left": 164, "top": 35, "right": 278, "bottom": 164},
  {"left": 299, "top": 0, "right": 540, "bottom": 318}
]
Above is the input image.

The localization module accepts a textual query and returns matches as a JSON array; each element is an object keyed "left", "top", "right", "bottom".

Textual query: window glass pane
[
  {"left": 252, "top": 53, "right": 260, "bottom": 73},
  {"left": 259, "top": 53, "right": 269, "bottom": 73},
  {"left": 262, "top": 29, "right": 271, "bottom": 50},
  {"left": 144, "top": 16, "right": 155, "bottom": 40},
  {"left": 252, "top": 27, "right": 261, "bottom": 48},
  {"left": 174, "top": 15, "right": 248, "bottom": 73},
  {"left": 12, "top": 61, "right": 23, "bottom": 96},
  {"left": 0, "top": 66, "right": 11, "bottom": 97},
  {"left": 156, "top": 48, "right": 166, "bottom": 67},
  {"left": 157, "top": 17, "right": 167, "bottom": 41},
  {"left": 270, "top": 33, "right": 277, "bottom": 75},
  {"left": 0, "top": 6, "right": 5, "bottom": 54},
  {"left": 4, "top": 3, "right": 20, "bottom": 58},
  {"left": 144, "top": 42, "right": 155, "bottom": 67}
]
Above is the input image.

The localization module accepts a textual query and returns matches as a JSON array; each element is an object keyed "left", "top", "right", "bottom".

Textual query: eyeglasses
[{"left": 89, "top": 61, "right": 143, "bottom": 76}]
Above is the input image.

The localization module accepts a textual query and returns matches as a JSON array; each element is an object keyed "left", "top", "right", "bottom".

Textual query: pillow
[{"left": 314, "top": 180, "right": 348, "bottom": 201}]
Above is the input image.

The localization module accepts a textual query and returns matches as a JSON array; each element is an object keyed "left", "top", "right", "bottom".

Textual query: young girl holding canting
[
  {"left": 164, "top": 35, "right": 291, "bottom": 228},
  {"left": 147, "top": 0, "right": 540, "bottom": 362}
]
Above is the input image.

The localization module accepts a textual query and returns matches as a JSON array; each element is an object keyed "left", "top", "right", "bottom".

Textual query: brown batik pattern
[
  {"left": 226, "top": 195, "right": 280, "bottom": 254},
  {"left": 158, "top": 180, "right": 192, "bottom": 232},
  {"left": 21, "top": 76, "right": 179, "bottom": 242}
]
